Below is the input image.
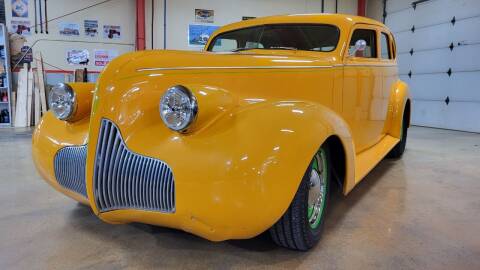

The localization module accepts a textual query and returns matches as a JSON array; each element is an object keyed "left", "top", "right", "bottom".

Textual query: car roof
[{"left": 216, "top": 13, "right": 387, "bottom": 34}]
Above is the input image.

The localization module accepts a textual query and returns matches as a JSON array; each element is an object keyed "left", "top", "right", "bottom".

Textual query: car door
[
  {"left": 378, "top": 30, "right": 398, "bottom": 135},
  {"left": 342, "top": 24, "right": 385, "bottom": 153}
]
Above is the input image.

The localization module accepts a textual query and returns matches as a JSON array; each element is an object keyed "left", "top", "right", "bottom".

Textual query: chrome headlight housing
[
  {"left": 159, "top": 85, "right": 198, "bottom": 132},
  {"left": 48, "top": 83, "right": 76, "bottom": 121}
]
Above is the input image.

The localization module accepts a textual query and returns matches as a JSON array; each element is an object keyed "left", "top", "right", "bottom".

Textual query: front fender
[{"left": 97, "top": 99, "right": 356, "bottom": 240}]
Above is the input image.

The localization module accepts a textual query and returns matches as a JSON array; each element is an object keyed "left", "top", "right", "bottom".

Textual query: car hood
[{"left": 105, "top": 49, "right": 337, "bottom": 79}]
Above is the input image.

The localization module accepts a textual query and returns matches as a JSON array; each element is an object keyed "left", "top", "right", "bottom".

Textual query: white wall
[
  {"left": 5, "top": 0, "right": 136, "bottom": 72},
  {"left": 145, "top": 0, "right": 358, "bottom": 50}
]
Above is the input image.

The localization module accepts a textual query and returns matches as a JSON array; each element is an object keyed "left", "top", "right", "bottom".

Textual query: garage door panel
[
  {"left": 397, "top": 56, "right": 411, "bottom": 74},
  {"left": 386, "top": 1, "right": 411, "bottom": 13},
  {"left": 413, "top": 24, "right": 452, "bottom": 51},
  {"left": 412, "top": 100, "right": 480, "bottom": 132},
  {"left": 412, "top": 100, "right": 448, "bottom": 128},
  {"left": 394, "top": 31, "right": 412, "bottom": 53},
  {"left": 386, "top": 10, "right": 413, "bottom": 32},
  {"left": 442, "top": 102, "right": 480, "bottom": 132},
  {"left": 450, "top": 44, "right": 480, "bottom": 71},
  {"left": 410, "top": 49, "right": 451, "bottom": 73},
  {"left": 408, "top": 74, "right": 449, "bottom": 100},
  {"left": 406, "top": 72, "right": 480, "bottom": 102},
  {"left": 453, "top": 17, "right": 480, "bottom": 42},
  {"left": 412, "top": 0, "right": 480, "bottom": 26},
  {"left": 448, "top": 72, "right": 480, "bottom": 101}
]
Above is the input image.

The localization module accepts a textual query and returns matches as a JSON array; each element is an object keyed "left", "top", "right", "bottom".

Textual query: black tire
[
  {"left": 269, "top": 144, "right": 331, "bottom": 251},
  {"left": 387, "top": 110, "right": 408, "bottom": 158}
]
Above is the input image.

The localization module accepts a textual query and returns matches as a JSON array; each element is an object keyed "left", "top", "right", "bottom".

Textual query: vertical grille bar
[
  {"left": 54, "top": 145, "right": 88, "bottom": 198},
  {"left": 93, "top": 119, "right": 175, "bottom": 213}
]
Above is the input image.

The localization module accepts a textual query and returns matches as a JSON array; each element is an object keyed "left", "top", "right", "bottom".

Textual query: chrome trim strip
[
  {"left": 137, "top": 63, "right": 396, "bottom": 72},
  {"left": 54, "top": 145, "right": 88, "bottom": 198},
  {"left": 343, "top": 63, "right": 397, "bottom": 67},
  {"left": 137, "top": 65, "right": 335, "bottom": 72},
  {"left": 93, "top": 119, "right": 175, "bottom": 213}
]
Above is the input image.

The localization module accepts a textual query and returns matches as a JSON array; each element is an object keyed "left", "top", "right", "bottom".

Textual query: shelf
[{"left": 0, "top": 101, "right": 9, "bottom": 104}]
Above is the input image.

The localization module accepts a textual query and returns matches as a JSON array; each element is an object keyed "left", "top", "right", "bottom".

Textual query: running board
[{"left": 354, "top": 135, "right": 400, "bottom": 184}]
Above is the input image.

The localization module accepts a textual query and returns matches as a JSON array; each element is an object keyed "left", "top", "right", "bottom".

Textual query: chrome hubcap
[{"left": 307, "top": 150, "right": 327, "bottom": 229}]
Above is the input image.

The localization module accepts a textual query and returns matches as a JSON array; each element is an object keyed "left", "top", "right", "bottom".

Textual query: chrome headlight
[
  {"left": 48, "top": 83, "right": 76, "bottom": 121},
  {"left": 159, "top": 85, "right": 198, "bottom": 132}
]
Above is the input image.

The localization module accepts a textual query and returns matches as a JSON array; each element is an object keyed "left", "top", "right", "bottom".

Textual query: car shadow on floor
[{"left": 67, "top": 158, "right": 397, "bottom": 266}]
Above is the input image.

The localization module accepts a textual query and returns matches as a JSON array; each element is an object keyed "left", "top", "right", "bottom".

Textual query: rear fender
[{"left": 387, "top": 80, "right": 410, "bottom": 138}]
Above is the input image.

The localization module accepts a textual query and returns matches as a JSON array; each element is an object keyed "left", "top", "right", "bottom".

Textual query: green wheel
[{"left": 269, "top": 144, "right": 331, "bottom": 251}]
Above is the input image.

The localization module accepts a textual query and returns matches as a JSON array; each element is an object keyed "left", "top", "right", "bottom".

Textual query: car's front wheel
[{"left": 269, "top": 145, "right": 331, "bottom": 251}]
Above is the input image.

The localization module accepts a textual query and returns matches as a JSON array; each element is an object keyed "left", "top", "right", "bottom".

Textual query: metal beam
[{"left": 136, "top": 0, "right": 146, "bottom": 50}]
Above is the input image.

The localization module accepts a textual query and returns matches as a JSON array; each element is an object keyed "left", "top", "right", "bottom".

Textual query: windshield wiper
[
  {"left": 231, "top": 47, "right": 258, "bottom": 52},
  {"left": 231, "top": 46, "right": 298, "bottom": 52},
  {"left": 268, "top": 46, "right": 298, "bottom": 51}
]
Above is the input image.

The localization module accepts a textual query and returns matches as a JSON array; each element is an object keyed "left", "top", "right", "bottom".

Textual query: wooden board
[
  {"left": 14, "top": 64, "right": 28, "bottom": 127},
  {"left": 26, "top": 70, "right": 33, "bottom": 126},
  {"left": 33, "top": 72, "right": 41, "bottom": 125},
  {"left": 35, "top": 52, "right": 48, "bottom": 114}
]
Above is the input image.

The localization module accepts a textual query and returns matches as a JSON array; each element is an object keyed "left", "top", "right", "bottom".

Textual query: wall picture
[
  {"left": 66, "top": 49, "right": 89, "bottom": 65},
  {"left": 188, "top": 24, "right": 219, "bottom": 46},
  {"left": 10, "top": 20, "right": 31, "bottom": 35},
  {"left": 94, "top": 49, "right": 119, "bottom": 67},
  {"left": 59, "top": 22, "right": 80, "bottom": 36},
  {"left": 195, "top": 9, "right": 214, "bottom": 23},
  {"left": 84, "top": 20, "right": 98, "bottom": 37},
  {"left": 103, "top": 25, "right": 121, "bottom": 39},
  {"left": 11, "top": 0, "right": 28, "bottom": 18}
]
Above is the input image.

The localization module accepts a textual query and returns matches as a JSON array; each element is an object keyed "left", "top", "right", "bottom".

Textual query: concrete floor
[{"left": 0, "top": 126, "right": 479, "bottom": 270}]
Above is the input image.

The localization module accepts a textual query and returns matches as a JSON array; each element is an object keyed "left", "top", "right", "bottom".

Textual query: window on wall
[
  {"left": 348, "top": 29, "right": 377, "bottom": 58},
  {"left": 380, "top": 32, "right": 391, "bottom": 59}
]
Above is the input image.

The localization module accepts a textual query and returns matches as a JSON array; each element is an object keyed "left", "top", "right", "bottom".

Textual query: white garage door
[{"left": 385, "top": 0, "right": 480, "bottom": 132}]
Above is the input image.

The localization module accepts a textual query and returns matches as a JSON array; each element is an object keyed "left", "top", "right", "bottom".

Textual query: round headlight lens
[
  {"left": 48, "top": 83, "right": 76, "bottom": 121},
  {"left": 159, "top": 85, "right": 198, "bottom": 132}
]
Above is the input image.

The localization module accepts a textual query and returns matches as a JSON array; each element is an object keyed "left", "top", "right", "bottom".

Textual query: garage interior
[{"left": 0, "top": 0, "right": 479, "bottom": 269}]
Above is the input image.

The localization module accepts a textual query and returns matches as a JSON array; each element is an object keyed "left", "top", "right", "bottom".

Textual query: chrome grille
[
  {"left": 54, "top": 146, "right": 88, "bottom": 197},
  {"left": 93, "top": 119, "right": 175, "bottom": 213}
]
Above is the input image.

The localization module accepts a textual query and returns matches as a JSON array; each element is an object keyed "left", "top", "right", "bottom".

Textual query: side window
[
  {"left": 380, "top": 32, "right": 391, "bottom": 59},
  {"left": 349, "top": 29, "right": 377, "bottom": 58}
]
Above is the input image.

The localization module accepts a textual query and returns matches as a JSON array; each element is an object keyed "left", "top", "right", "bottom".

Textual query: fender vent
[{"left": 93, "top": 119, "right": 175, "bottom": 213}]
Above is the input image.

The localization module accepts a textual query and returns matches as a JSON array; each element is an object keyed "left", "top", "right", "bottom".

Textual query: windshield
[{"left": 207, "top": 24, "right": 340, "bottom": 53}]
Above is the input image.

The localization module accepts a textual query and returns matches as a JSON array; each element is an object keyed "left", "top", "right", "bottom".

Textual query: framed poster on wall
[
  {"left": 66, "top": 49, "right": 89, "bottom": 65},
  {"left": 195, "top": 9, "right": 214, "bottom": 23},
  {"left": 11, "top": 0, "right": 28, "bottom": 18},
  {"left": 103, "top": 25, "right": 121, "bottom": 39},
  {"left": 188, "top": 24, "right": 219, "bottom": 46},
  {"left": 59, "top": 22, "right": 80, "bottom": 36}
]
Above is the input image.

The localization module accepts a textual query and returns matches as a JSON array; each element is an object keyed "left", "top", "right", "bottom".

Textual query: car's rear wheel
[
  {"left": 387, "top": 109, "right": 409, "bottom": 158},
  {"left": 269, "top": 144, "right": 331, "bottom": 251}
]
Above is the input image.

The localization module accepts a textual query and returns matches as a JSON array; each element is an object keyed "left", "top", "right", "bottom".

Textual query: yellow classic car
[{"left": 32, "top": 14, "right": 410, "bottom": 251}]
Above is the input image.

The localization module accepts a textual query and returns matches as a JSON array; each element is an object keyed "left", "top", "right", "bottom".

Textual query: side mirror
[{"left": 351, "top": 39, "right": 367, "bottom": 56}]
